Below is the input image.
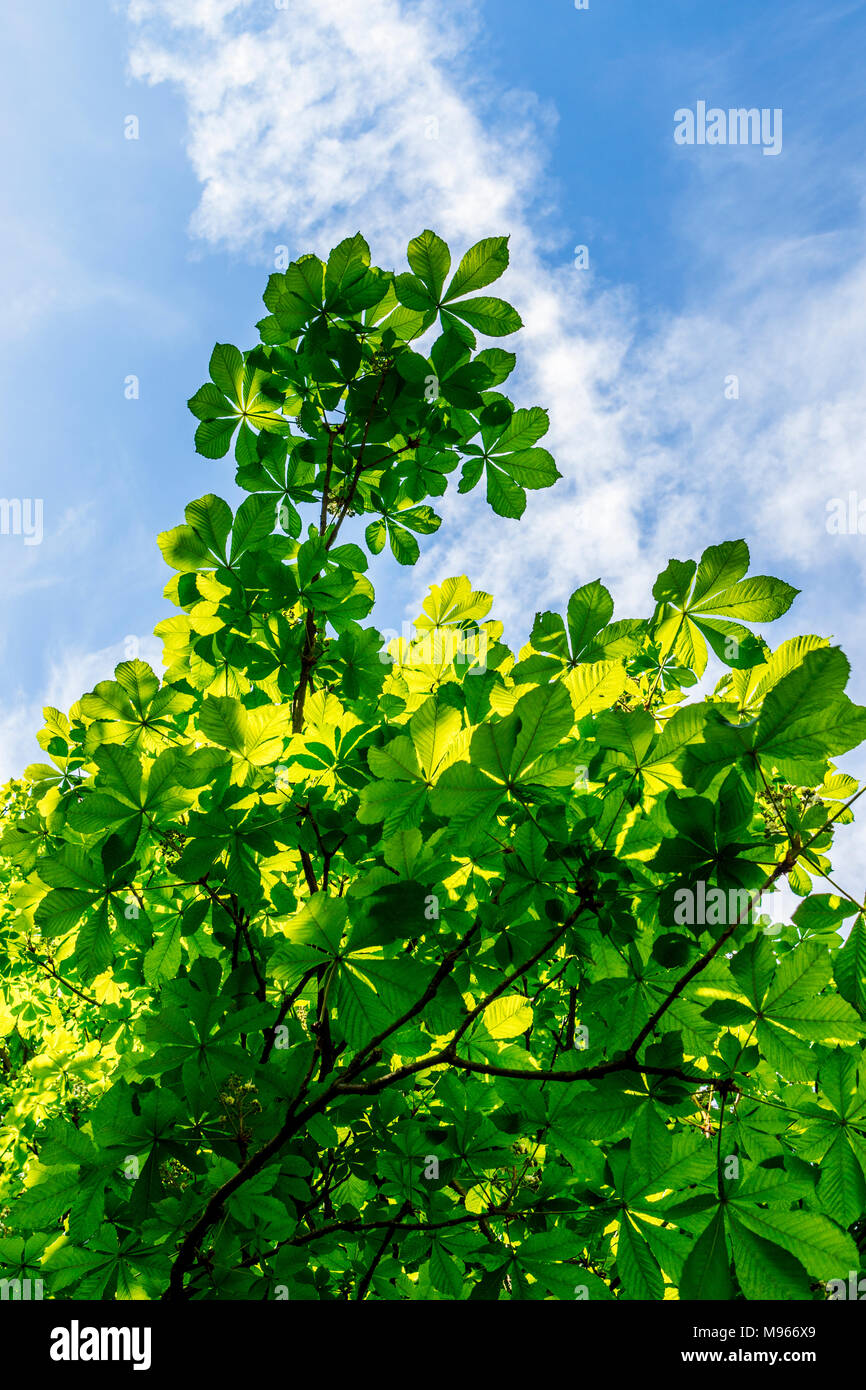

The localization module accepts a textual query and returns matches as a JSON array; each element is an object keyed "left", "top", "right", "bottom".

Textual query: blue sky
[{"left": 3, "top": 0, "right": 866, "bottom": 884}]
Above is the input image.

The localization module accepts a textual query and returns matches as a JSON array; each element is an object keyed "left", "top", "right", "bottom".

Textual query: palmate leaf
[
  {"left": 517, "top": 582, "right": 641, "bottom": 702},
  {"left": 414, "top": 575, "right": 493, "bottom": 629},
  {"left": 316, "top": 623, "right": 387, "bottom": 702},
  {"left": 752, "top": 646, "right": 866, "bottom": 782},
  {"left": 158, "top": 492, "right": 279, "bottom": 577},
  {"left": 188, "top": 346, "right": 291, "bottom": 459},
  {"left": 652, "top": 539, "right": 795, "bottom": 677},
  {"left": 81, "top": 661, "right": 193, "bottom": 756},
  {"left": 358, "top": 694, "right": 470, "bottom": 834},
  {"left": 394, "top": 234, "right": 521, "bottom": 343},
  {"left": 459, "top": 403, "right": 560, "bottom": 518},
  {"left": 323, "top": 233, "right": 383, "bottom": 314},
  {"left": 702, "top": 940, "right": 864, "bottom": 1079},
  {"left": 365, "top": 503, "right": 440, "bottom": 566},
  {"left": 429, "top": 682, "right": 575, "bottom": 831}
]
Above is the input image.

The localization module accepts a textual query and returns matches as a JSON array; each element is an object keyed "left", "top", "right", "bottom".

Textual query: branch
[
  {"left": 25, "top": 948, "right": 99, "bottom": 1007},
  {"left": 627, "top": 783, "right": 866, "bottom": 1057},
  {"left": 249, "top": 1202, "right": 533, "bottom": 1264},
  {"left": 448, "top": 1056, "right": 713, "bottom": 1087},
  {"left": 325, "top": 370, "right": 387, "bottom": 552},
  {"left": 319, "top": 430, "right": 335, "bottom": 534},
  {"left": 260, "top": 966, "right": 320, "bottom": 1064},
  {"left": 163, "top": 787, "right": 865, "bottom": 1300},
  {"left": 291, "top": 610, "right": 318, "bottom": 735},
  {"left": 162, "top": 1045, "right": 385, "bottom": 1299},
  {"left": 353, "top": 1200, "right": 411, "bottom": 1300},
  {"left": 198, "top": 880, "right": 265, "bottom": 997},
  {"left": 298, "top": 847, "right": 318, "bottom": 896}
]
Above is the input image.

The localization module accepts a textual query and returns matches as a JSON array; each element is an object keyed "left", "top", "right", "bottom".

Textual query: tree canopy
[{"left": 1, "top": 230, "right": 865, "bottom": 1302}]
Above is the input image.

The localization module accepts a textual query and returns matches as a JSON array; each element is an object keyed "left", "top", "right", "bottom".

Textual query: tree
[{"left": 1, "top": 229, "right": 865, "bottom": 1303}]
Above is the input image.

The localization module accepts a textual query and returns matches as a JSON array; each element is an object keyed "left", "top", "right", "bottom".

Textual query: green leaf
[
  {"left": 754, "top": 647, "right": 866, "bottom": 779},
  {"left": 486, "top": 464, "right": 525, "bottom": 518},
  {"left": 691, "top": 575, "right": 798, "bottom": 623},
  {"left": 443, "top": 237, "right": 510, "bottom": 300},
  {"left": 727, "top": 1215, "right": 812, "bottom": 1300},
  {"left": 199, "top": 696, "right": 248, "bottom": 754},
  {"left": 14, "top": 1167, "right": 81, "bottom": 1229},
  {"left": 157, "top": 524, "right": 211, "bottom": 573},
  {"left": 194, "top": 417, "right": 239, "bottom": 460},
  {"left": 818, "top": 1133, "right": 866, "bottom": 1226},
  {"left": 617, "top": 1215, "right": 664, "bottom": 1300},
  {"left": 835, "top": 917, "right": 866, "bottom": 1017},
  {"left": 393, "top": 273, "right": 436, "bottom": 314},
  {"left": 388, "top": 523, "right": 420, "bottom": 566},
  {"left": 185, "top": 495, "right": 233, "bottom": 563},
  {"left": 324, "top": 233, "right": 374, "bottom": 305},
  {"left": 680, "top": 1209, "right": 733, "bottom": 1300},
  {"left": 568, "top": 580, "right": 615, "bottom": 658},
  {"left": 209, "top": 343, "right": 245, "bottom": 402},
  {"left": 230, "top": 494, "right": 275, "bottom": 562},
  {"left": 74, "top": 900, "right": 113, "bottom": 980},
  {"left": 188, "top": 382, "right": 231, "bottom": 422},
  {"left": 446, "top": 296, "right": 522, "bottom": 337},
  {"left": 407, "top": 230, "right": 451, "bottom": 300},
  {"left": 143, "top": 916, "right": 183, "bottom": 986},
  {"left": 691, "top": 539, "right": 750, "bottom": 603},
  {"left": 729, "top": 1204, "right": 858, "bottom": 1282}
]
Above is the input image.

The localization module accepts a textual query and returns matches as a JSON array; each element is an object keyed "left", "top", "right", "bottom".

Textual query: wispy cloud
[
  {"left": 125, "top": 0, "right": 866, "bottom": 634},
  {"left": 125, "top": 0, "right": 644, "bottom": 610},
  {"left": 124, "top": 14, "right": 865, "bottom": 681}
]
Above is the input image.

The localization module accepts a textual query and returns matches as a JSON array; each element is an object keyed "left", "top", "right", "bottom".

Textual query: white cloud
[
  {"left": 127, "top": 0, "right": 252, "bottom": 32},
  {"left": 128, "top": 0, "right": 540, "bottom": 260}
]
